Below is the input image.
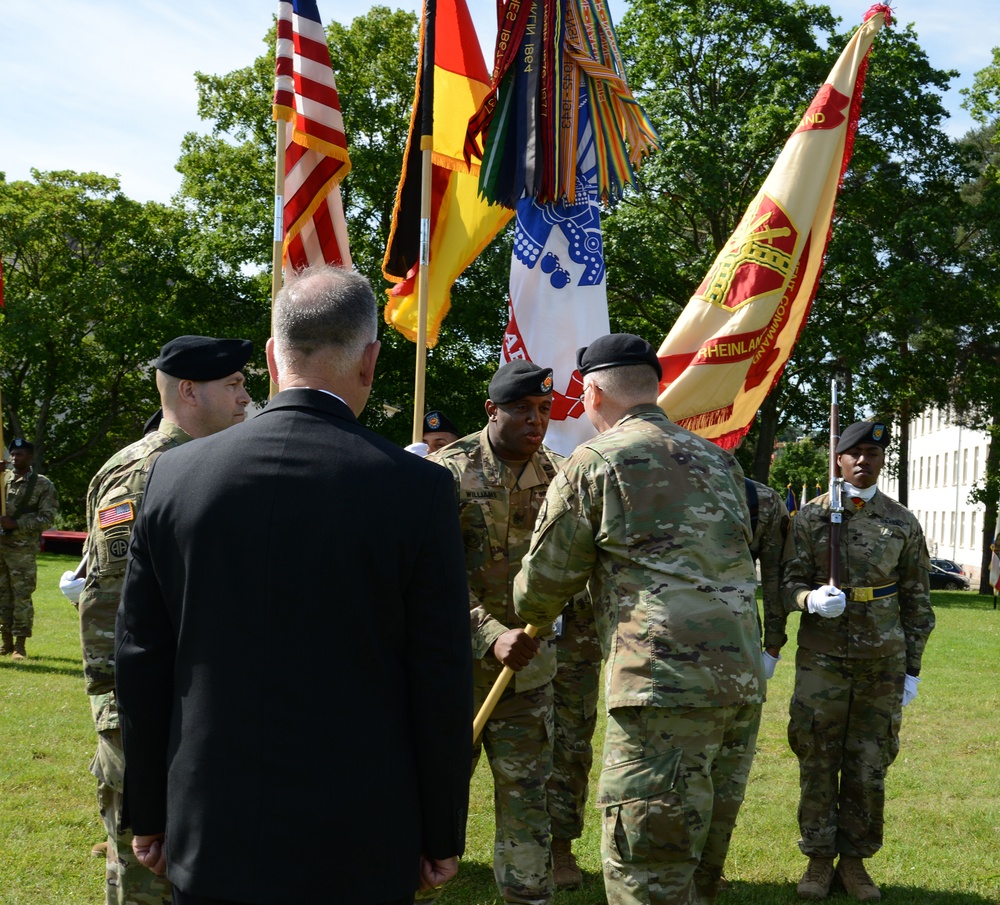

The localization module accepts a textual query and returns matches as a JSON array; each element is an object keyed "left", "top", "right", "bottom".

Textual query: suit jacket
[{"left": 115, "top": 388, "right": 473, "bottom": 904}]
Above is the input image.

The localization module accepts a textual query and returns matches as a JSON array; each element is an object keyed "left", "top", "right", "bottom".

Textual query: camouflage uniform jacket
[
  {"left": 430, "top": 426, "right": 559, "bottom": 694},
  {"left": 749, "top": 480, "right": 790, "bottom": 649},
  {"left": 79, "top": 420, "right": 192, "bottom": 730},
  {"left": 781, "top": 489, "right": 934, "bottom": 674},
  {"left": 513, "top": 404, "right": 765, "bottom": 711},
  {"left": 1, "top": 467, "right": 58, "bottom": 549}
]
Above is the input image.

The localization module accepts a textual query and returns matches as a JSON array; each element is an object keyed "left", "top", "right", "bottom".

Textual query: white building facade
[{"left": 880, "top": 407, "right": 991, "bottom": 584}]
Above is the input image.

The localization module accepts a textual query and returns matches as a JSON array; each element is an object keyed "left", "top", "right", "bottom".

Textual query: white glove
[
  {"left": 902, "top": 674, "right": 920, "bottom": 706},
  {"left": 806, "top": 584, "right": 846, "bottom": 618},
  {"left": 404, "top": 442, "right": 429, "bottom": 457},
  {"left": 762, "top": 650, "right": 780, "bottom": 680},
  {"left": 59, "top": 570, "right": 86, "bottom": 605}
]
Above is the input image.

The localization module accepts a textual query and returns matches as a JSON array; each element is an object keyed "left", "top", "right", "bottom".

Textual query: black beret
[
  {"left": 8, "top": 438, "right": 33, "bottom": 452},
  {"left": 488, "top": 360, "right": 554, "bottom": 404},
  {"left": 577, "top": 333, "right": 662, "bottom": 380},
  {"left": 153, "top": 335, "right": 253, "bottom": 381},
  {"left": 837, "top": 421, "right": 890, "bottom": 452},
  {"left": 423, "top": 410, "right": 459, "bottom": 437}
]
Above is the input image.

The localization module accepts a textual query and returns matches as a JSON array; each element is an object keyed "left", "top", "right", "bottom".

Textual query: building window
[
  {"left": 963, "top": 448, "right": 969, "bottom": 485},
  {"left": 935, "top": 456, "right": 940, "bottom": 487},
  {"left": 975, "top": 446, "right": 980, "bottom": 482},
  {"left": 972, "top": 512, "right": 978, "bottom": 548},
  {"left": 960, "top": 512, "right": 966, "bottom": 547},
  {"left": 944, "top": 452, "right": 949, "bottom": 486}
]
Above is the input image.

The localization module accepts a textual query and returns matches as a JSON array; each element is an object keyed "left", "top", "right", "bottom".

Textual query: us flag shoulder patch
[{"left": 98, "top": 501, "right": 134, "bottom": 530}]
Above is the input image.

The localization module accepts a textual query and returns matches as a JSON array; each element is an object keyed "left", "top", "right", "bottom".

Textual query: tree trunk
[
  {"left": 752, "top": 389, "right": 780, "bottom": 483},
  {"left": 978, "top": 415, "right": 1000, "bottom": 595},
  {"left": 897, "top": 397, "right": 910, "bottom": 508}
]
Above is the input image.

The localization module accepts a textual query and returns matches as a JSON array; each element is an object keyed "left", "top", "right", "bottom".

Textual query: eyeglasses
[{"left": 578, "top": 382, "right": 601, "bottom": 402}]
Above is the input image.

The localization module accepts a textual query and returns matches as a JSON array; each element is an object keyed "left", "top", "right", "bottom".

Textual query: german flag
[{"left": 382, "top": 0, "right": 512, "bottom": 347}]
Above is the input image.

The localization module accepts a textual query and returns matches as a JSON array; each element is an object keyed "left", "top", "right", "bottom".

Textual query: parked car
[
  {"left": 928, "top": 564, "right": 970, "bottom": 591},
  {"left": 930, "top": 558, "right": 964, "bottom": 577}
]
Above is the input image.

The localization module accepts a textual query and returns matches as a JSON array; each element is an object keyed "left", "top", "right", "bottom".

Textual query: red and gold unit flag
[
  {"left": 273, "top": 0, "right": 352, "bottom": 270},
  {"left": 656, "top": 6, "right": 892, "bottom": 448}
]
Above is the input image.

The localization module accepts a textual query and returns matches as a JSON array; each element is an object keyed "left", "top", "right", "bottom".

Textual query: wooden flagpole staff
[{"left": 472, "top": 623, "right": 540, "bottom": 744}]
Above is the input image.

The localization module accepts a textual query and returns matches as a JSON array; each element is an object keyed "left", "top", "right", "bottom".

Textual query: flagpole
[
  {"left": 411, "top": 0, "right": 435, "bottom": 444},
  {"left": 472, "top": 623, "right": 540, "bottom": 744},
  {"left": 270, "top": 118, "right": 288, "bottom": 400}
]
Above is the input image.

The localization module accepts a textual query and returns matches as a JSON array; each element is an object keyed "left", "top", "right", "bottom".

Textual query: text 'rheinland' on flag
[
  {"left": 655, "top": 6, "right": 892, "bottom": 450},
  {"left": 273, "top": 0, "right": 352, "bottom": 271}
]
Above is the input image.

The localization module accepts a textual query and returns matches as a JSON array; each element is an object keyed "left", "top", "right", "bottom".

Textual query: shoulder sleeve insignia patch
[{"left": 98, "top": 501, "right": 135, "bottom": 530}]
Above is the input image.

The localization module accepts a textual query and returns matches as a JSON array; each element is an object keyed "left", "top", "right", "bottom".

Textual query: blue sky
[{"left": 1, "top": 0, "right": 994, "bottom": 204}]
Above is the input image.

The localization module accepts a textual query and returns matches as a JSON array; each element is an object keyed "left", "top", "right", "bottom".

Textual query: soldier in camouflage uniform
[
  {"left": 513, "top": 334, "right": 765, "bottom": 905},
  {"left": 548, "top": 591, "right": 601, "bottom": 889},
  {"left": 747, "top": 479, "right": 790, "bottom": 676},
  {"left": 777, "top": 421, "right": 934, "bottom": 902},
  {"left": 429, "top": 359, "right": 563, "bottom": 905},
  {"left": 0, "top": 438, "right": 58, "bottom": 660},
  {"left": 79, "top": 335, "right": 252, "bottom": 905}
]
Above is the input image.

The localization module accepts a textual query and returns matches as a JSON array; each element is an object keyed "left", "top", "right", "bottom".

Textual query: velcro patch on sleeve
[{"left": 97, "top": 501, "right": 135, "bottom": 530}]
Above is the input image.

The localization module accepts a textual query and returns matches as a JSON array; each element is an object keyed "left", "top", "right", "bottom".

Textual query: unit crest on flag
[{"left": 695, "top": 195, "right": 799, "bottom": 312}]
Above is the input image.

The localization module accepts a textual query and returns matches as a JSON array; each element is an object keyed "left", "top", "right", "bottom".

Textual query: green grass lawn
[{"left": 2, "top": 554, "right": 998, "bottom": 904}]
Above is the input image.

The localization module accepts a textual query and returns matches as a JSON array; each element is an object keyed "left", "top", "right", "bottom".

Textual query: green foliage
[
  {"left": 0, "top": 171, "right": 269, "bottom": 527},
  {"left": 963, "top": 46, "right": 1000, "bottom": 126},
  {"left": 4, "top": 557, "right": 998, "bottom": 904},
  {"left": 769, "top": 437, "right": 828, "bottom": 499}
]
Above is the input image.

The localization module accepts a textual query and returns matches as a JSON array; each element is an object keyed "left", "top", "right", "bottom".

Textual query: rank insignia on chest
[{"left": 98, "top": 501, "right": 135, "bottom": 530}]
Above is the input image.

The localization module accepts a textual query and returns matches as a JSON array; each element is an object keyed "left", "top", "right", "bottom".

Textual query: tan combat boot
[
  {"left": 0, "top": 632, "right": 13, "bottom": 656},
  {"left": 11, "top": 636, "right": 26, "bottom": 660},
  {"left": 796, "top": 857, "right": 835, "bottom": 899},
  {"left": 91, "top": 840, "right": 109, "bottom": 858},
  {"left": 551, "top": 837, "right": 582, "bottom": 890},
  {"left": 837, "top": 856, "right": 881, "bottom": 901}
]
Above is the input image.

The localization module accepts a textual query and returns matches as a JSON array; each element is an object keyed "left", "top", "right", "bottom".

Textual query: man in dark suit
[{"left": 115, "top": 265, "right": 474, "bottom": 905}]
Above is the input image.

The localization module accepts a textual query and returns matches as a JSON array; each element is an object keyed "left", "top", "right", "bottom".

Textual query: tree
[
  {"left": 607, "top": 1, "right": 976, "bottom": 490},
  {"left": 768, "top": 437, "right": 827, "bottom": 502},
  {"left": 0, "top": 170, "right": 267, "bottom": 526},
  {"left": 175, "top": 6, "right": 515, "bottom": 444}
]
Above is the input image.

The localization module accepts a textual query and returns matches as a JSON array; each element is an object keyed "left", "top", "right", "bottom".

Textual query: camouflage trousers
[
  {"left": 473, "top": 681, "right": 554, "bottom": 904},
  {"left": 598, "top": 702, "right": 761, "bottom": 905},
  {"left": 789, "top": 649, "right": 904, "bottom": 859},
  {"left": 0, "top": 547, "right": 37, "bottom": 637},
  {"left": 549, "top": 596, "right": 602, "bottom": 841},
  {"left": 92, "top": 728, "right": 172, "bottom": 905}
]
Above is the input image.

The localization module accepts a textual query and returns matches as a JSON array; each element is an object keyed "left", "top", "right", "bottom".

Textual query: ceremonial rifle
[{"left": 828, "top": 379, "right": 844, "bottom": 587}]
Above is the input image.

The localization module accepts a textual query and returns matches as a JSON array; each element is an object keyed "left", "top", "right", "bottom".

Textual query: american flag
[
  {"left": 272, "top": 0, "right": 352, "bottom": 270},
  {"left": 98, "top": 502, "right": 134, "bottom": 529}
]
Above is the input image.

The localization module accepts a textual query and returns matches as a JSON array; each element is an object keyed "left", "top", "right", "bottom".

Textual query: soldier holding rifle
[{"left": 776, "top": 413, "right": 935, "bottom": 902}]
